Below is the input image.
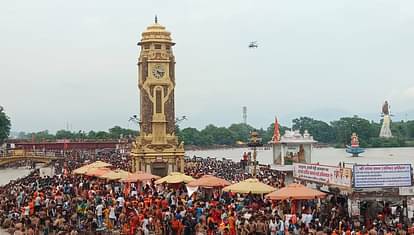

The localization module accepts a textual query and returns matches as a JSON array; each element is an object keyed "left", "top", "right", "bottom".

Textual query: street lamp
[{"left": 248, "top": 131, "right": 263, "bottom": 177}]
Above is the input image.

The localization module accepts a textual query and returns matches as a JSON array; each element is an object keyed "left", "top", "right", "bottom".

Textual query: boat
[{"left": 346, "top": 133, "right": 365, "bottom": 157}]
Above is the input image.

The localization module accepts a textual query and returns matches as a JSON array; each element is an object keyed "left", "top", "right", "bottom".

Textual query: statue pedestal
[{"left": 380, "top": 115, "right": 393, "bottom": 138}]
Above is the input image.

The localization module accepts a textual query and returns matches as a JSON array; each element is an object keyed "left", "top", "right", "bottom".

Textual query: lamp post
[{"left": 248, "top": 131, "right": 263, "bottom": 178}]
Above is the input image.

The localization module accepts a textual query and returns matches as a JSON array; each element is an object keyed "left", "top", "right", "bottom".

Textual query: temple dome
[{"left": 139, "top": 19, "right": 174, "bottom": 45}]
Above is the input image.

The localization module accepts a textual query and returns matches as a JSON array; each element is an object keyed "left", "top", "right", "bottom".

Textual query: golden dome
[{"left": 139, "top": 18, "right": 174, "bottom": 45}]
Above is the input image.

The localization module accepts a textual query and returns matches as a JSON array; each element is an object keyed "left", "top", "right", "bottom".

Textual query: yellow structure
[{"left": 130, "top": 17, "right": 184, "bottom": 177}]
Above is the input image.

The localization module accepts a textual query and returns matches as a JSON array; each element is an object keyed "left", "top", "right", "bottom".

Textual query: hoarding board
[
  {"left": 293, "top": 163, "right": 352, "bottom": 188},
  {"left": 353, "top": 164, "right": 412, "bottom": 188}
]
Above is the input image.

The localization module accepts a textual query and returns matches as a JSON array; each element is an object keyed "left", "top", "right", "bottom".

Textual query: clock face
[{"left": 152, "top": 64, "right": 165, "bottom": 79}]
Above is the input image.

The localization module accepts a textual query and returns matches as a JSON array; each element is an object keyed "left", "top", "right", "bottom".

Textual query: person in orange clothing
[
  {"left": 122, "top": 222, "right": 130, "bottom": 235},
  {"left": 129, "top": 213, "right": 140, "bottom": 235},
  {"left": 28, "top": 200, "right": 35, "bottom": 216},
  {"left": 228, "top": 212, "right": 236, "bottom": 235},
  {"left": 161, "top": 197, "right": 168, "bottom": 209}
]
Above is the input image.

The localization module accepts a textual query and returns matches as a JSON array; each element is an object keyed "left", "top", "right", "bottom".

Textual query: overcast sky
[{"left": 1, "top": 0, "right": 414, "bottom": 133}]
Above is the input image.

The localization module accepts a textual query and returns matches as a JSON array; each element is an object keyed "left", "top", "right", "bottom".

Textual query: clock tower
[{"left": 131, "top": 18, "right": 185, "bottom": 176}]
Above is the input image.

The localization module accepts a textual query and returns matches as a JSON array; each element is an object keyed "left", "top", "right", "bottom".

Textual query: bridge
[{"left": 0, "top": 150, "right": 62, "bottom": 167}]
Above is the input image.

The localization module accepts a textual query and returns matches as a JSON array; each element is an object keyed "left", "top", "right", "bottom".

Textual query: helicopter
[{"left": 248, "top": 41, "right": 258, "bottom": 48}]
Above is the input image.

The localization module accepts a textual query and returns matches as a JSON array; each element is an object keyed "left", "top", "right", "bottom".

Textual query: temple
[{"left": 272, "top": 129, "right": 317, "bottom": 165}]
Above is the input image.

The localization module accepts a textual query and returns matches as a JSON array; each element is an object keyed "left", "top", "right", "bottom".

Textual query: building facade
[{"left": 130, "top": 19, "right": 184, "bottom": 176}]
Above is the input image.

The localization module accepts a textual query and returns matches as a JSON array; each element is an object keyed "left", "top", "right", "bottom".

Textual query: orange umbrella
[
  {"left": 85, "top": 167, "right": 111, "bottom": 177},
  {"left": 120, "top": 171, "right": 161, "bottom": 183},
  {"left": 265, "top": 183, "right": 326, "bottom": 200},
  {"left": 187, "top": 175, "right": 231, "bottom": 188}
]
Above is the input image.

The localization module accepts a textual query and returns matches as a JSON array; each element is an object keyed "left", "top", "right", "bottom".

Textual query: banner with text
[
  {"left": 293, "top": 163, "right": 352, "bottom": 188},
  {"left": 353, "top": 164, "right": 412, "bottom": 188}
]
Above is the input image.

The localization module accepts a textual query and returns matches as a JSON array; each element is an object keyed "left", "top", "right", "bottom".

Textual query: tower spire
[{"left": 155, "top": 15, "right": 158, "bottom": 24}]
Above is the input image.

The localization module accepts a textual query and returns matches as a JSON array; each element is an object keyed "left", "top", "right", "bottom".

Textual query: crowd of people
[{"left": 0, "top": 150, "right": 412, "bottom": 234}]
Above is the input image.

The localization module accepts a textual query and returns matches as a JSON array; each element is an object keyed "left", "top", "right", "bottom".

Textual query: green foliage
[
  {"left": 108, "top": 126, "right": 138, "bottom": 139},
  {"left": 55, "top": 130, "right": 74, "bottom": 139},
  {"left": 0, "top": 106, "right": 11, "bottom": 144},
  {"left": 199, "top": 125, "right": 234, "bottom": 146},
  {"left": 7, "top": 115, "right": 414, "bottom": 148},
  {"left": 408, "top": 121, "right": 414, "bottom": 138},
  {"left": 228, "top": 123, "right": 254, "bottom": 143},
  {"left": 30, "top": 130, "right": 55, "bottom": 141},
  {"left": 179, "top": 127, "right": 202, "bottom": 146},
  {"left": 369, "top": 137, "right": 406, "bottom": 148},
  {"left": 331, "top": 116, "right": 373, "bottom": 147},
  {"left": 292, "top": 117, "right": 335, "bottom": 143},
  {"left": 17, "top": 126, "right": 138, "bottom": 141}
]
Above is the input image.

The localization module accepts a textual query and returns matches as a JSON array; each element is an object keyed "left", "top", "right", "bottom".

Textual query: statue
[
  {"left": 379, "top": 101, "right": 393, "bottom": 138},
  {"left": 350, "top": 133, "right": 359, "bottom": 147},
  {"left": 382, "top": 101, "right": 390, "bottom": 116},
  {"left": 346, "top": 132, "right": 364, "bottom": 157}
]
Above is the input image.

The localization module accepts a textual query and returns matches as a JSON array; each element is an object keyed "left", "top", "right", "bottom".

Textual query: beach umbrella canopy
[
  {"left": 120, "top": 171, "right": 161, "bottom": 183},
  {"left": 72, "top": 161, "right": 112, "bottom": 175},
  {"left": 155, "top": 172, "right": 195, "bottom": 184},
  {"left": 73, "top": 165, "right": 91, "bottom": 175},
  {"left": 265, "top": 183, "right": 326, "bottom": 200},
  {"left": 84, "top": 167, "right": 111, "bottom": 177},
  {"left": 222, "top": 178, "right": 276, "bottom": 194},
  {"left": 99, "top": 169, "right": 131, "bottom": 181},
  {"left": 187, "top": 175, "right": 231, "bottom": 188},
  {"left": 86, "top": 160, "right": 112, "bottom": 168}
]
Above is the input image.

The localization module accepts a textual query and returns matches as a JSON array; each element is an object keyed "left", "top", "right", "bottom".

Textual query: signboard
[
  {"left": 353, "top": 164, "right": 412, "bottom": 188},
  {"left": 399, "top": 186, "right": 414, "bottom": 196},
  {"left": 293, "top": 163, "right": 352, "bottom": 188},
  {"left": 39, "top": 167, "right": 54, "bottom": 178}
]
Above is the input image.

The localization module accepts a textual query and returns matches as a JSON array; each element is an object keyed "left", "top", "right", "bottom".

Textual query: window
[
  {"left": 144, "top": 44, "right": 150, "bottom": 49},
  {"left": 154, "top": 44, "right": 162, "bottom": 49},
  {"left": 155, "top": 90, "right": 162, "bottom": 113}
]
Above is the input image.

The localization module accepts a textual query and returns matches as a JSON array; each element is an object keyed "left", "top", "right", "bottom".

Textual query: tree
[
  {"left": 407, "top": 121, "right": 414, "bottom": 138},
  {"left": 228, "top": 123, "right": 254, "bottom": 143},
  {"left": 30, "top": 130, "right": 55, "bottom": 141},
  {"left": 214, "top": 127, "right": 234, "bottom": 145},
  {"left": 95, "top": 131, "right": 110, "bottom": 139},
  {"left": 179, "top": 127, "right": 202, "bottom": 146},
  {"left": 200, "top": 124, "right": 235, "bottom": 146},
  {"left": 292, "top": 117, "right": 335, "bottom": 143},
  {"left": 0, "top": 106, "right": 11, "bottom": 144},
  {"left": 331, "top": 116, "right": 373, "bottom": 147},
  {"left": 55, "top": 130, "right": 74, "bottom": 139},
  {"left": 108, "top": 126, "right": 138, "bottom": 139},
  {"left": 87, "top": 130, "right": 97, "bottom": 139}
]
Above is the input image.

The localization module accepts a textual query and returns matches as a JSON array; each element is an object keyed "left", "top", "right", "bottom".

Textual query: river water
[
  {"left": 186, "top": 147, "right": 414, "bottom": 166},
  {"left": 0, "top": 167, "right": 33, "bottom": 186}
]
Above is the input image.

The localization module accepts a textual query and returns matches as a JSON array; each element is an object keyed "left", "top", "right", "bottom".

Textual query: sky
[{"left": 1, "top": 0, "right": 414, "bottom": 133}]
